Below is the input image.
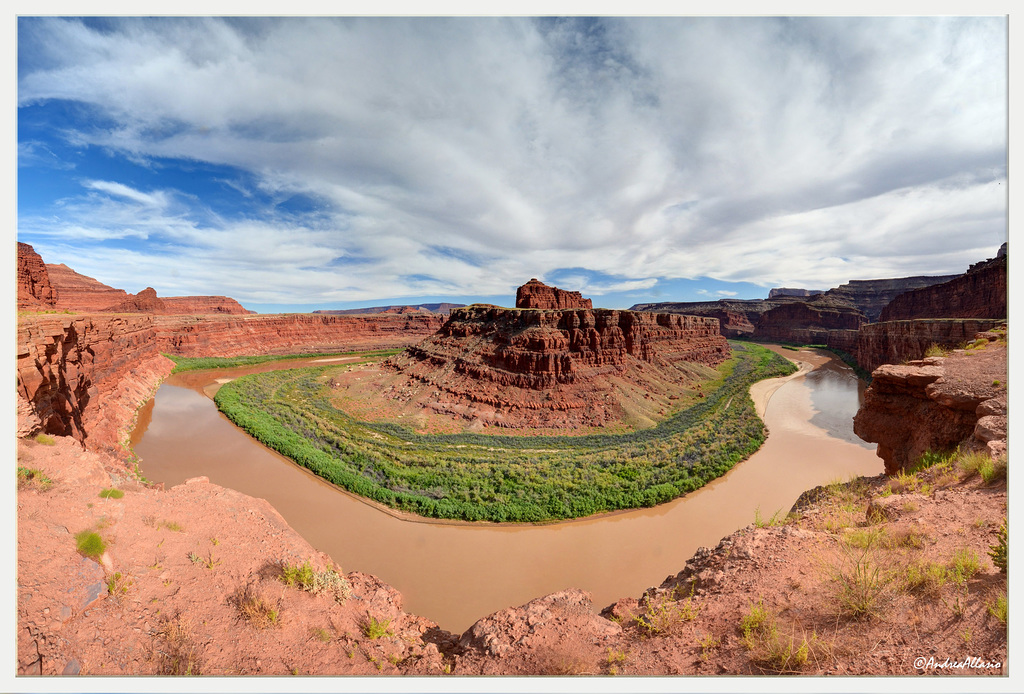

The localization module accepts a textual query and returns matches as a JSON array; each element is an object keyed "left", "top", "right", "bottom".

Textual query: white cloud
[{"left": 17, "top": 17, "right": 1008, "bottom": 305}]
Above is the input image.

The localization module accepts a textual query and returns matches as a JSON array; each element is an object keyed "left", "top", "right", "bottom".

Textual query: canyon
[
  {"left": 632, "top": 245, "right": 1006, "bottom": 372},
  {"left": 383, "top": 299, "right": 728, "bottom": 428},
  {"left": 14, "top": 245, "right": 1008, "bottom": 678}
]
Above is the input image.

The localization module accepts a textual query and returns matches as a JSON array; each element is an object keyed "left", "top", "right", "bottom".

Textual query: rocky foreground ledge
[{"left": 16, "top": 333, "right": 1008, "bottom": 677}]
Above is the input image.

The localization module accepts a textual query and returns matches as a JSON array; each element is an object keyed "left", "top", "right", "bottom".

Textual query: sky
[{"left": 16, "top": 15, "right": 1008, "bottom": 313}]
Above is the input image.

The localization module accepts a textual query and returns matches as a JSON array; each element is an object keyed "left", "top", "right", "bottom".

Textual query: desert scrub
[
  {"left": 987, "top": 592, "right": 1008, "bottom": 625},
  {"left": 17, "top": 466, "right": 52, "bottom": 491},
  {"left": 633, "top": 588, "right": 699, "bottom": 636},
  {"left": 107, "top": 571, "right": 134, "bottom": 599},
  {"left": 75, "top": 530, "right": 106, "bottom": 560},
  {"left": 233, "top": 585, "right": 280, "bottom": 629},
  {"left": 740, "top": 600, "right": 821, "bottom": 673},
  {"left": 214, "top": 342, "right": 796, "bottom": 522},
  {"left": 33, "top": 433, "right": 56, "bottom": 446},
  {"left": 828, "top": 541, "right": 890, "bottom": 619},
  {"left": 361, "top": 615, "right": 393, "bottom": 640},
  {"left": 958, "top": 451, "right": 1006, "bottom": 484},
  {"left": 157, "top": 615, "right": 201, "bottom": 675},
  {"left": 98, "top": 487, "right": 125, "bottom": 499},
  {"left": 280, "top": 561, "right": 351, "bottom": 602},
  {"left": 989, "top": 519, "right": 1007, "bottom": 573}
]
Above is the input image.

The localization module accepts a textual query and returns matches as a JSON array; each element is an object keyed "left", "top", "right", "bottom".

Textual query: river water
[{"left": 131, "top": 347, "right": 881, "bottom": 634}]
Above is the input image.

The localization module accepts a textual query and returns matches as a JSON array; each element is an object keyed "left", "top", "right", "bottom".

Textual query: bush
[
  {"left": 17, "top": 467, "right": 52, "bottom": 490},
  {"left": 361, "top": 615, "right": 393, "bottom": 639},
  {"left": 280, "top": 561, "right": 351, "bottom": 602},
  {"left": 98, "top": 488, "right": 125, "bottom": 499},
  {"left": 34, "top": 433, "right": 56, "bottom": 446},
  {"left": 75, "top": 530, "right": 106, "bottom": 560},
  {"left": 989, "top": 519, "right": 1007, "bottom": 573}
]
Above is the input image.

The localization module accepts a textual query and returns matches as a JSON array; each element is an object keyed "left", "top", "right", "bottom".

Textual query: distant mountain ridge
[{"left": 314, "top": 303, "right": 466, "bottom": 315}]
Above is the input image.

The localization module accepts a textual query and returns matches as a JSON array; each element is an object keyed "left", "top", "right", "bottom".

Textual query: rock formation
[
  {"left": 385, "top": 305, "right": 729, "bottom": 428},
  {"left": 878, "top": 244, "right": 1007, "bottom": 322},
  {"left": 853, "top": 332, "right": 1006, "bottom": 474},
  {"left": 515, "top": 279, "right": 592, "bottom": 310},
  {"left": 46, "top": 263, "right": 130, "bottom": 312},
  {"left": 104, "top": 287, "right": 167, "bottom": 313},
  {"left": 819, "top": 275, "right": 958, "bottom": 323},
  {"left": 17, "top": 243, "right": 58, "bottom": 310},
  {"left": 855, "top": 318, "right": 1006, "bottom": 373},
  {"left": 767, "top": 287, "right": 823, "bottom": 298},
  {"left": 161, "top": 295, "right": 252, "bottom": 315}
]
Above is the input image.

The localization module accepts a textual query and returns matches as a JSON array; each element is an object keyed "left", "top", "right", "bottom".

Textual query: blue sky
[{"left": 16, "top": 16, "right": 1008, "bottom": 313}]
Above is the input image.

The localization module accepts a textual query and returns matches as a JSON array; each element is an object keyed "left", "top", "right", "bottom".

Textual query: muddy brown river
[{"left": 131, "top": 347, "right": 882, "bottom": 634}]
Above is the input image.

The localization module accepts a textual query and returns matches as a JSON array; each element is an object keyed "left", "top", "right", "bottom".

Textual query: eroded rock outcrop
[
  {"left": 516, "top": 279, "right": 592, "bottom": 310},
  {"left": 104, "top": 287, "right": 167, "bottom": 313},
  {"left": 17, "top": 243, "right": 58, "bottom": 309},
  {"left": 878, "top": 244, "right": 1007, "bottom": 322},
  {"left": 16, "top": 314, "right": 174, "bottom": 454},
  {"left": 46, "top": 263, "right": 130, "bottom": 312},
  {"left": 385, "top": 305, "right": 729, "bottom": 428},
  {"left": 160, "top": 295, "right": 252, "bottom": 315},
  {"left": 856, "top": 319, "right": 1006, "bottom": 373},
  {"left": 853, "top": 334, "right": 1006, "bottom": 474}
]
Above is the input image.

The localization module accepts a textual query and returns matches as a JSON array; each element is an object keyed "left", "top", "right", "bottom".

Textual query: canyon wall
[
  {"left": 16, "top": 312, "right": 446, "bottom": 455},
  {"left": 853, "top": 334, "right": 1006, "bottom": 473},
  {"left": 154, "top": 313, "right": 445, "bottom": 358},
  {"left": 46, "top": 263, "right": 130, "bottom": 312},
  {"left": 856, "top": 319, "right": 1006, "bottom": 373},
  {"left": 878, "top": 247, "right": 1007, "bottom": 322},
  {"left": 515, "top": 279, "right": 592, "bottom": 310},
  {"left": 820, "top": 275, "right": 958, "bottom": 323},
  {"left": 17, "top": 243, "right": 58, "bottom": 310},
  {"left": 16, "top": 315, "right": 174, "bottom": 455}
]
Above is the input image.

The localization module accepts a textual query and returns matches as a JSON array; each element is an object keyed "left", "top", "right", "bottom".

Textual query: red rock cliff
[
  {"left": 516, "top": 279, "right": 593, "bottom": 310},
  {"left": 46, "top": 264, "right": 130, "bottom": 312},
  {"left": 853, "top": 334, "right": 1006, "bottom": 474},
  {"left": 855, "top": 318, "right": 1006, "bottom": 373},
  {"left": 386, "top": 306, "right": 729, "bottom": 428},
  {"left": 878, "top": 246, "right": 1007, "bottom": 322},
  {"left": 160, "top": 295, "right": 252, "bottom": 315},
  {"left": 16, "top": 315, "right": 174, "bottom": 455},
  {"left": 17, "top": 243, "right": 58, "bottom": 309}
]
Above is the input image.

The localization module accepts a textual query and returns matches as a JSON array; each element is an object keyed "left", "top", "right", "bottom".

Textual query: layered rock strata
[
  {"left": 17, "top": 243, "right": 58, "bottom": 309},
  {"left": 155, "top": 313, "right": 445, "bottom": 358},
  {"left": 878, "top": 245, "right": 1007, "bottom": 322},
  {"left": 853, "top": 335, "right": 1006, "bottom": 474},
  {"left": 104, "top": 287, "right": 167, "bottom": 313},
  {"left": 515, "top": 279, "right": 592, "bottom": 310},
  {"left": 856, "top": 319, "right": 1006, "bottom": 373},
  {"left": 16, "top": 315, "right": 174, "bottom": 454},
  {"left": 160, "top": 295, "right": 252, "bottom": 315},
  {"left": 46, "top": 263, "right": 130, "bottom": 312},
  {"left": 385, "top": 305, "right": 729, "bottom": 428},
  {"left": 820, "top": 275, "right": 958, "bottom": 322}
]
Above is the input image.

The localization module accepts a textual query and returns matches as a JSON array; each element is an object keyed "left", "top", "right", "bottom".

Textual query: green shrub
[
  {"left": 989, "top": 519, "right": 1007, "bottom": 573},
  {"left": 75, "top": 530, "right": 106, "bottom": 560},
  {"left": 98, "top": 488, "right": 125, "bottom": 499},
  {"left": 17, "top": 467, "right": 52, "bottom": 490},
  {"left": 987, "top": 592, "right": 1008, "bottom": 625},
  {"left": 34, "top": 433, "right": 56, "bottom": 446},
  {"left": 361, "top": 615, "right": 393, "bottom": 639},
  {"left": 280, "top": 561, "right": 351, "bottom": 602}
]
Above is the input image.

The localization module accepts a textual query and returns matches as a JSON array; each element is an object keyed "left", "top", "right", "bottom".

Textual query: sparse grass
[
  {"left": 923, "top": 343, "right": 949, "bottom": 358},
  {"left": 280, "top": 560, "right": 351, "bottom": 603},
  {"left": 753, "top": 506, "right": 785, "bottom": 528},
  {"left": 886, "top": 470, "right": 930, "bottom": 496},
  {"left": 188, "top": 550, "right": 221, "bottom": 569},
  {"left": 157, "top": 615, "right": 201, "bottom": 675},
  {"left": 884, "top": 527, "right": 927, "bottom": 550},
  {"left": 958, "top": 451, "right": 1006, "bottom": 484},
  {"left": 633, "top": 587, "right": 698, "bottom": 636},
  {"left": 361, "top": 615, "right": 393, "bottom": 640},
  {"left": 740, "top": 600, "right": 821, "bottom": 673},
  {"left": 310, "top": 627, "right": 332, "bottom": 643},
  {"left": 74, "top": 530, "right": 106, "bottom": 560},
  {"left": 989, "top": 519, "right": 1007, "bottom": 573},
  {"left": 843, "top": 526, "right": 886, "bottom": 549},
  {"left": 987, "top": 592, "right": 1008, "bottom": 625},
  {"left": 107, "top": 571, "right": 134, "bottom": 599},
  {"left": 33, "top": 433, "right": 56, "bottom": 446},
  {"left": 828, "top": 541, "right": 889, "bottom": 619},
  {"left": 698, "top": 633, "right": 721, "bottom": 663},
  {"left": 948, "top": 548, "right": 981, "bottom": 586},
  {"left": 902, "top": 559, "right": 949, "bottom": 597},
  {"left": 234, "top": 585, "right": 280, "bottom": 629},
  {"left": 98, "top": 487, "right": 124, "bottom": 499},
  {"left": 17, "top": 466, "right": 52, "bottom": 491}
]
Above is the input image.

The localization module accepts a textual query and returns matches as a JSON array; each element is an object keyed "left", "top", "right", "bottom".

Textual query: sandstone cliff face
[
  {"left": 385, "top": 305, "right": 729, "bottom": 428},
  {"left": 46, "top": 264, "right": 130, "bottom": 312},
  {"left": 155, "top": 313, "right": 445, "bottom": 358},
  {"left": 878, "top": 248, "right": 1007, "bottom": 322},
  {"left": 754, "top": 300, "right": 867, "bottom": 342},
  {"left": 16, "top": 315, "right": 174, "bottom": 454},
  {"left": 856, "top": 319, "right": 1006, "bottom": 373},
  {"left": 821, "top": 275, "right": 958, "bottom": 322},
  {"left": 160, "top": 295, "right": 252, "bottom": 315},
  {"left": 17, "top": 243, "right": 58, "bottom": 309},
  {"left": 853, "top": 336, "right": 1006, "bottom": 474},
  {"left": 515, "top": 279, "right": 593, "bottom": 310},
  {"left": 104, "top": 287, "right": 167, "bottom": 313}
]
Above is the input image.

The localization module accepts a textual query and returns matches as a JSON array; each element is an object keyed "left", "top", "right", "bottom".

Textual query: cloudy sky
[{"left": 17, "top": 16, "right": 1007, "bottom": 312}]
